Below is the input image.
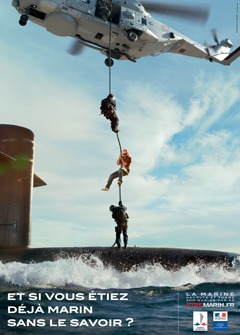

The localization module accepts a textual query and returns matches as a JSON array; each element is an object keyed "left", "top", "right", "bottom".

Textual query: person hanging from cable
[
  {"left": 95, "top": 0, "right": 111, "bottom": 22},
  {"left": 110, "top": 201, "right": 129, "bottom": 249},
  {"left": 102, "top": 149, "right": 132, "bottom": 191},
  {"left": 100, "top": 94, "right": 119, "bottom": 133}
]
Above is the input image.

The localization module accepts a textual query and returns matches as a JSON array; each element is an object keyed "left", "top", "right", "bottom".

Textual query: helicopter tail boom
[
  {"left": 216, "top": 45, "right": 240, "bottom": 66},
  {"left": 167, "top": 35, "right": 240, "bottom": 66},
  {"left": 206, "top": 39, "right": 240, "bottom": 65}
]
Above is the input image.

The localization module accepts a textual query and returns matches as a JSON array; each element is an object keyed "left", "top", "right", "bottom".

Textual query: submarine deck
[{"left": 0, "top": 247, "right": 238, "bottom": 271}]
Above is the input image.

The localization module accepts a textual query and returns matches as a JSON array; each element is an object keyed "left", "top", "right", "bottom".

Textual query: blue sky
[{"left": 1, "top": 0, "right": 240, "bottom": 253}]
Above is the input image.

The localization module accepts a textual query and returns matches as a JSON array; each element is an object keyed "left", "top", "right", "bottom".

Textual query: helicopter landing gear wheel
[
  {"left": 105, "top": 58, "right": 114, "bottom": 67},
  {"left": 19, "top": 15, "right": 28, "bottom": 26}
]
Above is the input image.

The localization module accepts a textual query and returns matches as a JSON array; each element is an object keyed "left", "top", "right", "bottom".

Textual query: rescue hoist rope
[
  {"left": 108, "top": 3, "right": 112, "bottom": 96},
  {"left": 108, "top": 3, "right": 122, "bottom": 203},
  {"left": 117, "top": 133, "right": 122, "bottom": 203}
]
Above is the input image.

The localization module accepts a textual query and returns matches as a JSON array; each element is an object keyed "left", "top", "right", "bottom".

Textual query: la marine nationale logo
[{"left": 193, "top": 312, "right": 208, "bottom": 331}]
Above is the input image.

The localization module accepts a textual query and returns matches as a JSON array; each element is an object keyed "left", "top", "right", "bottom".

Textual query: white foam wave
[{"left": 0, "top": 256, "right": 239, "bottom": 289}]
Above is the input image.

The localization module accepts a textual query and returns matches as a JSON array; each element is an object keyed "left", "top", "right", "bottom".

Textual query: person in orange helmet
[{"left": 101, "top": 149, "right": 132, "bottom": 191}]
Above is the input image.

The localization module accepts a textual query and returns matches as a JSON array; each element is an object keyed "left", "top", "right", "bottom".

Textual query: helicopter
[{"left": 12, "top": 0, "right": 240, "bottom": 66}]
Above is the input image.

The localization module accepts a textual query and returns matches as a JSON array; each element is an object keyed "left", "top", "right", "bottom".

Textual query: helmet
[
  {"left": 122, "top": 149, "right": 128, "bottom": 156},
  {"left": 109, "top": 205, "right": 115, "bottom": 211}
]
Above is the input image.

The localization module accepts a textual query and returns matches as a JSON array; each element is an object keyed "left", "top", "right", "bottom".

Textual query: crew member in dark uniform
[
  {"left": 100, "top": 94, "right": 119, "bottom": 133},
  {"left": 110, "top": 201, "right": 128, "bottom": 249},
  {"left": 95, "top": 0, "right": 111, "bottom": 22}
]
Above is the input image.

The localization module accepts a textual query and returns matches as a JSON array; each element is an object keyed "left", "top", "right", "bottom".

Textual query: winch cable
[
  {"left": 116, "top": 133, "right": 122, "bottom": 203},
  {"left": 108, "top": 2, "right": 112, "bottom": 96},
  {"left": 108, "top": 3, "right": 122, "bottom": 204}
]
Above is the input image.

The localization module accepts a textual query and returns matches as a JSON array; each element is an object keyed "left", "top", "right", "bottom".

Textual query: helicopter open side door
[{"left": 95, "top": 1, "right": 121, "bottom": 25}]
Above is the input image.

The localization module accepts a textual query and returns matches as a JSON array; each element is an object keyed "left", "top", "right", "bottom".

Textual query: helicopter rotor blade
[
  {"left": 68, "top": 40, "right": 85, "bottom": 56},
  {"left": 211, "top": 28, "right": 219, "bottom": 45},
  {"left": 140, "top": 2, "right": 210, "bottom": 24},
  {"left": 204, "top": 42, "right": 216, "bottom": 48},
  {"left": 204, "top": 29, "right": 219, "bottom": 48}
]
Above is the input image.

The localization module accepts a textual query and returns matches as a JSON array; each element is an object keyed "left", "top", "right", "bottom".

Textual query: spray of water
[{"left": 0, "top": 255, "right": 239, "bottom": 289}]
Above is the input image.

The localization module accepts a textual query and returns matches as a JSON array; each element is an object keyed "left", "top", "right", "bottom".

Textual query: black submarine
[{"left": 0, "top": 124, "right": 238, "bottom": 272}]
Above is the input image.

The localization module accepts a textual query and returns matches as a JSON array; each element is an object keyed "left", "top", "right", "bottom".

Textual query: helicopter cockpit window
[
  {"left": 95, "top": 0, "right": 121, "bottom": 25},
  {"left": 142, "top": 18, "right": 147, "bottom": 25}
]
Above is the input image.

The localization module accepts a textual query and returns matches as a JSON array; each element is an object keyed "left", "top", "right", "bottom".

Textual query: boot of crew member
[
  {"left": 123, "top": 233, "right": 128, "bottom": 249},
  {"left": 116, "top": 231, "right": 121, "bottom": 249}
]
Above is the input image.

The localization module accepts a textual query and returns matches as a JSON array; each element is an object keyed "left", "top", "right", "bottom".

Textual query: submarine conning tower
[{"left": 0, "top": 124, "right": 46, "bottom": 249}]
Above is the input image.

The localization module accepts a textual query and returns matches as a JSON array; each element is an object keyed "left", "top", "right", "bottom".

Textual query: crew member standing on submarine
[{"left": 110, "top": 201, "right": 129, "bottom": 249}]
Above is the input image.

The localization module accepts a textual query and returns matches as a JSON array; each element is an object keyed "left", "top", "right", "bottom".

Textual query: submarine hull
[
  {"left": 0, "top": 125, "right": 35, "bottom": 249},
  {"left": 0, "top": 124, "right": 46, "bottom": 249},
  {"left": 0, "top": 247, "right": 237, "bottom": 271}
]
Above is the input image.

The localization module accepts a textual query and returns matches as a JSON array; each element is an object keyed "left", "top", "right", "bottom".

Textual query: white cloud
[{"left": 192, "top": 73, "right": 240, "bottom": 138}]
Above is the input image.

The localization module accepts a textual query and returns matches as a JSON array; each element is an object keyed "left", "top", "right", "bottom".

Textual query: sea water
[{"left": 0, "top": 255, "right": 239, "bottom": 334}]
